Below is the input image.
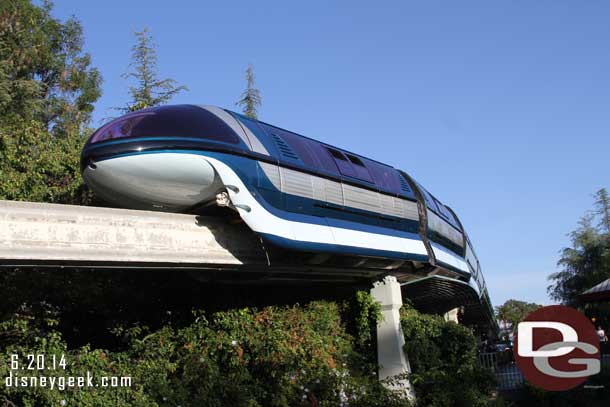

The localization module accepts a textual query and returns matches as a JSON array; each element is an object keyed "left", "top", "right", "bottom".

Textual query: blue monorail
[{"left": 81, "top": 104, "right": 483, "bottom": 283}]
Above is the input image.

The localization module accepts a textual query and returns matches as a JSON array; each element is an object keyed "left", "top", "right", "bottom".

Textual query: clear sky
[{"left": 52, "top": 0, "right": 610, "bottom": 306}]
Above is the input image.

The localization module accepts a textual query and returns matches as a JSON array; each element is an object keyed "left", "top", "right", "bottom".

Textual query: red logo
[{"left": 514, "top": 305, "right": 600, "bottom": 391}]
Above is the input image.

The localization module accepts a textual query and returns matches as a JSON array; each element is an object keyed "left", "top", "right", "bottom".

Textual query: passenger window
[
  {"left": 328, "top": 148, "right": 347, "bottom": 161},
  {"left": 346, "top": 154, "right": 363, "bottom": 166},
  {"left": 345, "top": 154, "right": 373, "bottom": 183},
  {"left": 434, "top": 198, "right": 448, "bottom": 218},
  {"left": 325, "top": 147, "right": 357, "bottom": 178},
  {"left": 273, "top": 129, "right": 318, "bottom": 167},
  {"left": 418, "top": 184, "right": 440, "bottom": 213},
  {"left": 432, "top": 197, "right": 458, "bottom": 227}
]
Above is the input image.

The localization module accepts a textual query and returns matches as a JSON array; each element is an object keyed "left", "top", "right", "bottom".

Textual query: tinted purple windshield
[
  {"left": 89, "top": 112, "right": 152, "bottom": 143},
  {"left": 88, "top": 105, "right": 240, "bottom": 145}
]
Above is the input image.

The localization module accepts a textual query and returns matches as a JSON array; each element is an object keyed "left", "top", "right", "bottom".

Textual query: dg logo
[{"left": 515, "top": 305, "right": 601, "bottom": 391}]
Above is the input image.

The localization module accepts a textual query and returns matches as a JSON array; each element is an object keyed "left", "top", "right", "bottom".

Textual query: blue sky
[{"left": 52, "top": 0, "right": 610, "bottom": 306}]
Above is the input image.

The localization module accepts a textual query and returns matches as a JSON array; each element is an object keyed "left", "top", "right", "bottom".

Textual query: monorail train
[{"left": 80, "top": 104, "right": 486, "bottom": 291}]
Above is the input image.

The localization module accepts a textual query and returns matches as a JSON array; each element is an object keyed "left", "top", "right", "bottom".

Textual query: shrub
[
  {"left": 0, "top": 295, "right": 410, "bottom": 407},
  {"left": 400, "top": 304, "right": 496, "bottom": 407},
  {"left": 0, "top": 119, "right": 90, "bottom": 204}
]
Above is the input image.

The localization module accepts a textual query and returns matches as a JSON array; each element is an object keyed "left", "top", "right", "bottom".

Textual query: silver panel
[
  {"left": 280, "top": 167, "right": 314, "bottom": 199},
  {"left": 260, "top": 163, "right": 419, "bottom": 224},
  {"left": 343, "top": 184, "right": 380, "bottom": 212},
  {"left": 83, "top": 153, "right": 222, "bottom": 212},
  {"left": 312, "top": 176, "right": 326, "bottom": 202},
  {"left": 397, "top": 198, "right": 419, "bottom": 221},
  {"left": 405, "top": 200, "right": 419, "bottom": 220},
  {"left": 259, "top": 162, "right": 281, "bottom": 190},
  {"left": 324, "top": 179, "right": 344, "bottom": 206},
  {"left": 380, "top": 194, "right": 398, "bottom": 217}
]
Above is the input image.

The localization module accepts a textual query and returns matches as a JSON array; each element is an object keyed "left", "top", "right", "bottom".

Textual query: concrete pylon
[
  {"left": 370, "top": 276, "right": 415, "bottom": 400},
  {"left": 444, "top": 307, "right": 460, "bottom": 323}
]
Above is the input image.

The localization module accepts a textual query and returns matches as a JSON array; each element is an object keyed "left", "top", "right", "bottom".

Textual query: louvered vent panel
[
  {"left": 399, "top": 175, "right": 412, "bottom": 194},
  {"left": 271, "top": 133, "right": 300, "bottom": 161}
]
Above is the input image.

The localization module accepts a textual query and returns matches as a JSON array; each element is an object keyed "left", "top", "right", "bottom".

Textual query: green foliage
[
  {"left": 548, "top": 188, "right": 610, "bottom": 305},
  {"left": 236, "top": 64, "right": 262, "bottom": 119},
  {"left": 0, "top": 0, "right": 102, "bottom": 134},
  {"left": 400, "top": 304, "right": 496, "bottom": 407},
  {"left": 0, "top": 118, "right": 90, "bottom": 203},
  {"left": 594, "top": 188, "right": 610, "bottom": 234},
  {"left": 351, "top": 291, "right": 382, "bottom": 354},
  {"left": 120, "top": 27, "right": 187, "bottom": 112},
  {"left": 0, "top": 0, "right": 100, "bottom": 204},
  {"left": 0, "top": 283, "right": 409, "bottom": 407},
  {"left": 495, "top": 299, "right": 541, "bottom": 334}
]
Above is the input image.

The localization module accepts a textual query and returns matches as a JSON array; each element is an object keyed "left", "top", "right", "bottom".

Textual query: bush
[
  {"left": 400, "top": 304, "right": 496, "bottom": 407},
  {"left": 0, "top": 269, "right": 506, "bottom": 407},
  {"left": 0, "top": 119, "right": 90, "bottom": 204},
  {"left": 0, "top": 294, "right": 410, "bottom": 407}
]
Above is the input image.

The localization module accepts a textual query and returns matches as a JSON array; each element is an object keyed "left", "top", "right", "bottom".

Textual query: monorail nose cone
[{"left": 83, "top": 153, "right": 223, "bottom": 212}]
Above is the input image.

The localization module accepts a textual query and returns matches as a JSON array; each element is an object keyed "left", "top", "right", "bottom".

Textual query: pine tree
[
  {"left": 121, "top": 28, "right": 187, "bottom": 112},
  {"left": 594, "top": 188, "right": 610, "bottom": 234},
  {"left": 236, "top": 64, "right": 262, "bottom": 119}
]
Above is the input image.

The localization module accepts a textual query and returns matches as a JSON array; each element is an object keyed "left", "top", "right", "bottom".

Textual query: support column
[
  {"left": 444, "top": 307, "right": 460, "bottom": 323},
  {"left": 370, "top": 276, "right": 415, "bottom": 400}
]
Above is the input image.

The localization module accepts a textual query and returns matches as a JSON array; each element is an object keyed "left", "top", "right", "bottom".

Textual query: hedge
[
  {"left": 400, "top": 304, "right": 498, "bottom": 407},
  {"left": 0, "top": 292, "right": 411, "bottom": 407}
]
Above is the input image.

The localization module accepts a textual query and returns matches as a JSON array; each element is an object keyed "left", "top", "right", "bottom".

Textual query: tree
[
  {"left": 495, "top": 299, "right": 542, "bottom": 333},
  {"left": 0, "top": 119, "right": 86, "bottom": 203},
  {"left": 594, "top": 188, "right": 610, "bottom": 233},
  {"left": 0, "top": 0, "right": 102, "bottom": 134},
  {"left": 401, "top": 304, "right": 497, "bottom": 406},
  {"left": 548, "top": 188, "right": 610, "bottom": 305},
  {"left": 121, "top": 27, "right": 187, "bottom": 112},
  {"left": 236, "top": 64, "right": 261, "bottom": 119},
  {"left": 0, "top": 0, "right": 100, "bottom": 204}
]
